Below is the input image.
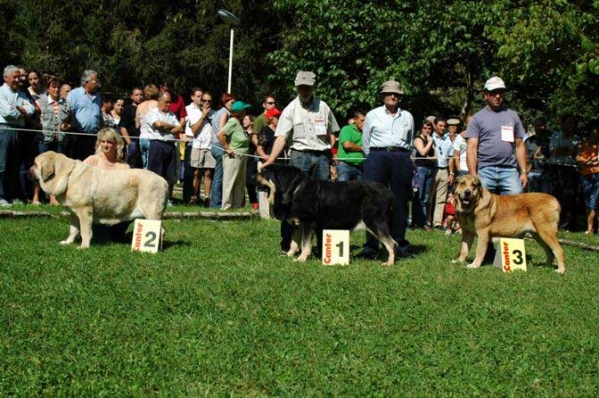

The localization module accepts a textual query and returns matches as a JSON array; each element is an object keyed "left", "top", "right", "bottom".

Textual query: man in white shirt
[
  {"left": 0, "top": 65, "right": 36, "bottom": 206},
  {"left": 186, "top": 89, "right": 215, "bottom": 206},
  {"left": 361, "top": 80, "right": 415, "bottom": 259},
  {"left": 263, "top": 71, "right": 340, "bottom": 252},
  {"left": 146, "top": 91, "right": 183, "bottom": 200}
]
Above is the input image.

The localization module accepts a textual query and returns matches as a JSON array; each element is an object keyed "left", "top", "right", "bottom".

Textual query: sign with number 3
[{"left": 493, "top": 238, "right": 527, "bottom": 272}]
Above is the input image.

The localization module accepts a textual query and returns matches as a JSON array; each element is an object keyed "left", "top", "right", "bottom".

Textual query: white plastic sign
[
  {"left": 131, "top": 219, "right": 164, "bottom": 253},
  {"left": 322, "top": 229, "right": 350, "bottom": 265}
]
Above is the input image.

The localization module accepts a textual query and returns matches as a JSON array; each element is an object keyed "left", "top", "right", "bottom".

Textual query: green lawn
[{"left": 1, "top": 210, "right": 598, "bottom": 396}]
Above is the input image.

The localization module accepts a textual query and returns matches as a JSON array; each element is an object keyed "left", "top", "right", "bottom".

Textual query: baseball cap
[
  {"left": 294, "top": 71, "right": 316, "bottom": 86},
  {"left": 231, "top": 101, "right": 251, "bottom": 112},
  {"left": 266, "top": 107, "right": 282, "bottom": 119},
  {"left": 484, "top": 76, "right": 506, "bottom": 91}
]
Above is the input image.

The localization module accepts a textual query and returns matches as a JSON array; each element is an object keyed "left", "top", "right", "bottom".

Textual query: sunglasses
[
  {"left": 267, "top": 101, "right": 275, "bottom": 105},
  {"left": 201, "top": 99, "right": 211, "bottom": 103}
]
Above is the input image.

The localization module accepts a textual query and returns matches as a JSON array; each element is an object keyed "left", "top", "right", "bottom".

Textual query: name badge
[
  {"left": 314, "top": 118, "right": 327, "bottom": 136},
  {"left": 501, "top": 125, "right": 514, "bottom": 143}
]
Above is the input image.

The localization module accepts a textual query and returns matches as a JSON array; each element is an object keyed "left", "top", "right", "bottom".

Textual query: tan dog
[
  {"left": 29, "top": 151, "right": 169, "bottom": 248},
  {"left": 453, "top": 174, "right": 565, "bottom": 273}
]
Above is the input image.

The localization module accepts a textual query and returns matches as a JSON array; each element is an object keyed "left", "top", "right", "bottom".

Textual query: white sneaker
[{"left": 0, "top": 198, "right": 12, "bottom": 207}]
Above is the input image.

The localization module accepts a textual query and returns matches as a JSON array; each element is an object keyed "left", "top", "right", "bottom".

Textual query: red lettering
[
  {"left": 134, "top": 222, "right": 143, "bottom": 249},
  {"left": 324, "top": 233, "right": 332, "bottom": 264},
  {"left": 502, "top": 241, "right": 510, "bottom": 266}
]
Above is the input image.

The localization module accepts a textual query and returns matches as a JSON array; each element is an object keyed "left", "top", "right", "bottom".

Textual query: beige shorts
[{"left": 190, "top": 148, "right": 216, "bottom": 169}]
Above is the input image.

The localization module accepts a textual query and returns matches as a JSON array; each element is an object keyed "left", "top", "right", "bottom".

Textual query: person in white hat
[
  {"left": 360, "top": 80, "right": 415, "bottom": 259},
  {"left": 466, "top": 76, "right": 528, "bottom": 194},
  {"left": 263, "top": 71, "right": 340, "bottom": 252}
]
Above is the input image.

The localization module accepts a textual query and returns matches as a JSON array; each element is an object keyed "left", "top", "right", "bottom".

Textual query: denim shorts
[{"left": 582, "top": 173, "right": 599, "bottom": 209}]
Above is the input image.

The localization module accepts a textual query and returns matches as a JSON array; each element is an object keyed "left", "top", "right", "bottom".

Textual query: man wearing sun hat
[
  {"left": 466, "top": 76, "right": 528, "bottom": 195},
  {"left": 263, "top": 70, "right": 340, "bottom": 252},
  {"left": 360, "top": 80, "right": 415, "bottom": 260}
]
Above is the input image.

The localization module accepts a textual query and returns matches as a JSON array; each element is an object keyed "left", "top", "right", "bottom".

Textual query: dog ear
[{"left": 40, "top": 154, "right": 55, "bottom": 181}]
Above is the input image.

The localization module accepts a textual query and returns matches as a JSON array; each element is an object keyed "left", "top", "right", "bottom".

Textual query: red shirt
[{"left": 168, "top": 92, "right": 187, "bottom": 120}]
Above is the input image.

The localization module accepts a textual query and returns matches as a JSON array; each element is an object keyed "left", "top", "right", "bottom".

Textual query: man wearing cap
[
  {"left": 263, "top": 71, "right": 340, "bottom": 252},
  {"left": 361, "top": 80, "right": 415, "bottom": 259},
  {"left": 466, "top": 76, "right": 528, "bottom": 194},
  {"left": 336, "top": 109, "right": 366, "bottom": 181}
]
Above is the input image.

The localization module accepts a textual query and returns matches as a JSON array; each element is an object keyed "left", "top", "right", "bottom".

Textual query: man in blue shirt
[
  {"left": 361, "top": 80, "right": 415, "bottom": 259},
  {"left": 431, "top": 117, "right": 455, "bottom": 228},
  {"left": 67, "top": 69, "right": 102, "bottom": 160}
]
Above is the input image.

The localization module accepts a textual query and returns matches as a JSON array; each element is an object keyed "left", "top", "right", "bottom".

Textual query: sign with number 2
[{"left": 131, "top": 219, "right": 164, "bottom": 253}]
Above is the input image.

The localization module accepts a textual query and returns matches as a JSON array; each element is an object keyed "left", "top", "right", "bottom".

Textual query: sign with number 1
[
  {"left": 131, "top": 219, "right": 164, "bottom": 253},
  {"left": 322, "top": 229, "right": 350, "bottom": 265}
]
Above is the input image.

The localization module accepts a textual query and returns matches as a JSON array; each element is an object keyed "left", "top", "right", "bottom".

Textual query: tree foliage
[{"left": 3, "top": 0, "right": 598, "bottom": 127}]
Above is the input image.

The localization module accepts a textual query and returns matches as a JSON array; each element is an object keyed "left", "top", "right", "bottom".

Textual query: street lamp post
[{"left": 217, "top": 9, "right": 240, "bottom": 94}]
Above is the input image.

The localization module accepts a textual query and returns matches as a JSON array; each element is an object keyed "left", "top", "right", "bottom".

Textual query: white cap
[{"left": 484, "top": 76, "right": 506, "bottom": 91}]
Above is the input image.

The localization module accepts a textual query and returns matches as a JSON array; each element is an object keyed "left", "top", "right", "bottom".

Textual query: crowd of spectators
[{"left": 1, "top": 64, "right": 597, "bottom": 239}]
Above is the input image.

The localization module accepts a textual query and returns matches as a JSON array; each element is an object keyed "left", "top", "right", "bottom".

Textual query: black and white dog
[{"left": 254, "top": 164, "right": 397, "bottom": 264}]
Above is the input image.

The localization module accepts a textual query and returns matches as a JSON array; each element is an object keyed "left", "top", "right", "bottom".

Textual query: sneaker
[
  {"left": 445, "top": 229, "right": 452, "bottom": 236},
  {"left": 585, "top": 230, "right": 593, "bottom": 235},
  {"left": 203, "top": 198, "right": 210, "bottom": 207},
  {"left": 167, "top": 200, "right": 174, "bottom": 207},
  {"left": 11, "top": 199, "right": 24, "bottom": 205},
  {"left": 0, "top": 198, "right": 11, "bottom": 207}
]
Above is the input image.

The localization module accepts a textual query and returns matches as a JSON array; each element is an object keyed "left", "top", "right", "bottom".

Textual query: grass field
[{"left": 1, "top": 206, "right": 599, "bottom": 396}]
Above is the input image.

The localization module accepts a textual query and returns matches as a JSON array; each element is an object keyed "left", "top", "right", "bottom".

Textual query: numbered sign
[
  {"left": 493, "top": 238, "right": 527, "bottom": 272},
  {"left": 322, "top": 229, "right": 350, "bottom": 265},
  {"left": 131, "top": 219, "right": 164, "bottom": 253}
]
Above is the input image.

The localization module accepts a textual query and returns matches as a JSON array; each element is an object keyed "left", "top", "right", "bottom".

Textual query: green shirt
[
  {"left": 253, "top": 113, "right": 268, "bottom": 138},
  {"left": 222, "top": 118, "right": 249, "bottom": 154},
  {"left": 336, "top": 124, "right": 364, "bottom": 165}
]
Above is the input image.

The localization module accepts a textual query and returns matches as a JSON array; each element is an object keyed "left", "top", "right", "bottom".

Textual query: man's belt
[
  {"left": 370, "top": 146, "right": 410, "bottom": 152},
  {"left": 291, "top": 148, "right": 328, "bottom": 155}
]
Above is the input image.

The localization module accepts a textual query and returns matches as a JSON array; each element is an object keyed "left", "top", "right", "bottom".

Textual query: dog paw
[
  {"left": 451, "top": 259, "right": 464, "bottom": 264},
  {"left": 381, "top": 261, "right": 395, "bottom": 266},
  {"left": 466, "top": 263, "right": 481, "bottom": 269},
  {"left": 77, "top": 245, "right": 90, "bottom": 250},
  {"left": 555, "top": 269, "right": 566, "bottom": 275},
  {"left": 59, "top": 240, "right": 72, "bottom": 245}
]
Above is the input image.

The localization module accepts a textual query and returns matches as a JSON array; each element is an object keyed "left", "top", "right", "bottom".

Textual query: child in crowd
[{"left": 443, "top": 193, "right": 460, "bottom": 235}]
